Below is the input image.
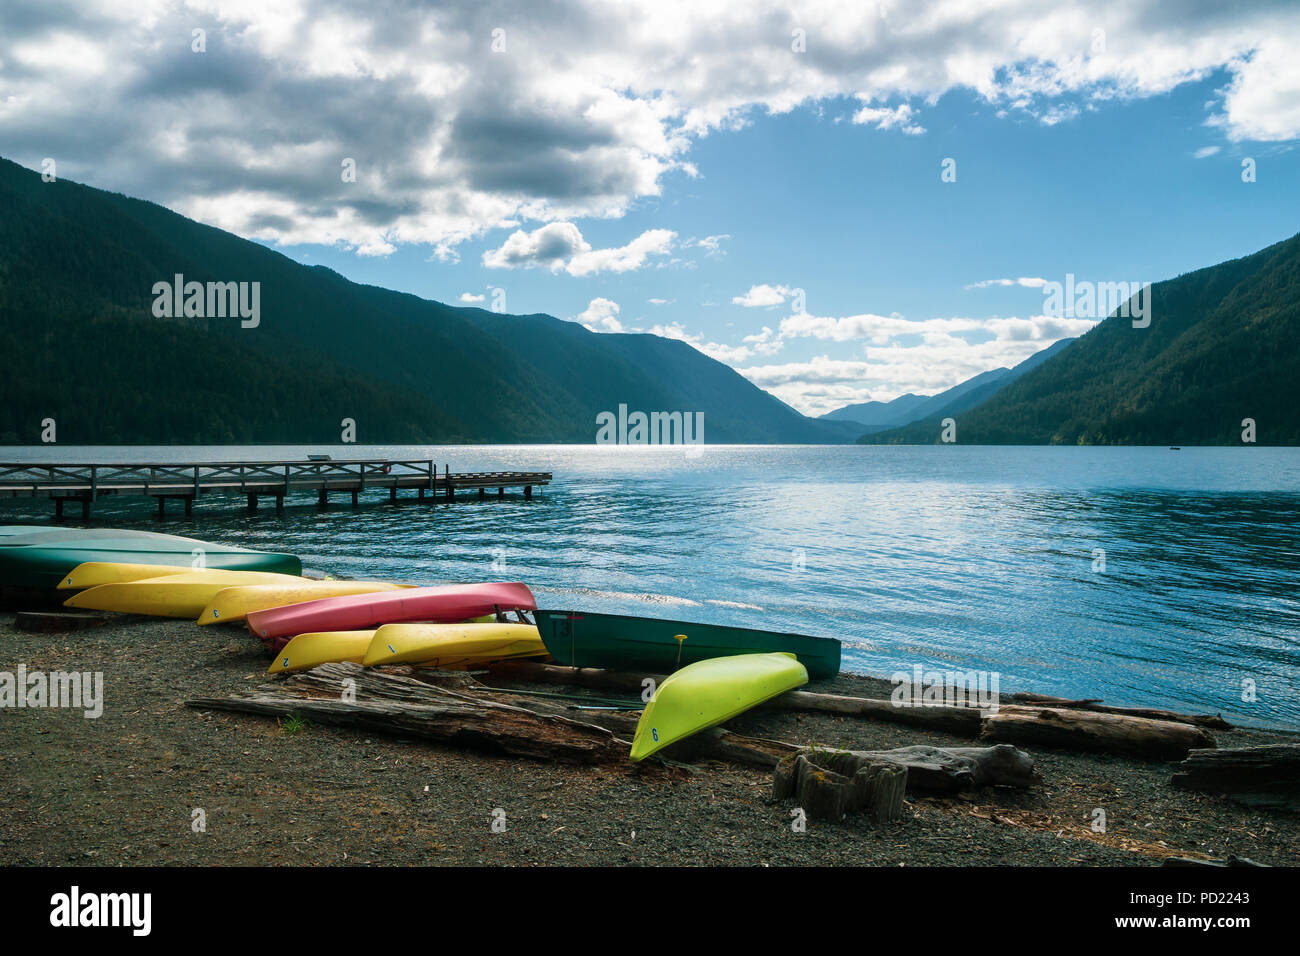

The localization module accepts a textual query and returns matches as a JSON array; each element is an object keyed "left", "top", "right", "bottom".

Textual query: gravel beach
[{"left": 2, "top": 614, "right": 1296, "bottom": 867}]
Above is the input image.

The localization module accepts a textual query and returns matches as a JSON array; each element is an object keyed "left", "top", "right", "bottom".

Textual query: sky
[{"left": 2, "top": 0, "right": 1298, "bottom": 415}]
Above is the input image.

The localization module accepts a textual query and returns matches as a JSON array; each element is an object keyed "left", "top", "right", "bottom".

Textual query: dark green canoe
[
  {"left": 0, "top": 526, "right": 302, "bottom": 590},
  {"left": 534, "top": 609, "right": 841, "bottom": 679}
]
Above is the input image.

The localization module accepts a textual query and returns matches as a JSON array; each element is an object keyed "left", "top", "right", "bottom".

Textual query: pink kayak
[{"left": 247, "top": 582, "right": 536, "bottom": 652}]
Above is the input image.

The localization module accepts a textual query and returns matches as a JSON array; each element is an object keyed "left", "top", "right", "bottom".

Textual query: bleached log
[{"left": 982, "top": 706, "right": 1215, "bottom": 760}]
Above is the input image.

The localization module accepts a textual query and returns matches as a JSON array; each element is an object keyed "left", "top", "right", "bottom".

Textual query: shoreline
[{"left": 3, "top": 613, "right": 1296, "bottom": 867}]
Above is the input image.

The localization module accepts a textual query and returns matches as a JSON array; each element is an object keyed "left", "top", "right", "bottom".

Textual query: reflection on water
[{"left": 5, "top": 444, "right": 1299, "bottom": 728}]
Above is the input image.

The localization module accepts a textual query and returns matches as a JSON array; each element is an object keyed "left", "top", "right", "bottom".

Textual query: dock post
[
  {"left": 390, "top": 486, "right": 397, "bottom": 502},
  {"left": 479, "top": 487, "right": 486, "bottom": 499},
  {"left": 184, "top": 496, "right": 193, "bottom": 517},
  {"left": 525, "top": 485, "right": 533, "bottom": 500},
  {"left": 351, "top": 489, "right": 359, "bottom": 508},
  {"left": 81, "top": 497, "right": 90, "bottom": 521},
  {"left": 275, "top": 495, "right": 284, "bottom": 514},
  {"left": 247, "top": 494, "right": 258, "bottom": 514},
  {"left": 318, "top": 489, "right": 329, "bottom": 509},
  {"left": 418, "top": 487, "right": 426, "bottom": 502},
  {"left": 157, "top": 497, "right": 166, "bottom": 519},
  {"left": 497, "top": 487, "right": 504, "bottom": 499}
]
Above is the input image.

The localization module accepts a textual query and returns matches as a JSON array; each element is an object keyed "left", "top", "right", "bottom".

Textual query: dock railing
[{"left": 0, "top": 458, "right": 551, "bottom": 519}]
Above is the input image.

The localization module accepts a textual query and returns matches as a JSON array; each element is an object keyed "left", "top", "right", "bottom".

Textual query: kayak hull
[
  {"left": 64, "top": 570, "right": 306, "bottom": 618},
  {"left": 630, "top": 652, "right": 809, "bottom": 761},
  {"left": 199, "top": 581, "right": 410, "bottom": 625},
  {"left": 362, "top": 622, "right": 545, "bottom": 667},
  {"left": 0, "top": 526, "right": 301, "bottom": 591},
  {"left": 268, "top": 631, "right": 377, "bottom": 674},
  {"left": 59, "top": 562, "right": 210, "bottom": 590},
  {"left": 248, "top": 582, "right": 537, "bottom": 653},
  {"left": 534, "top": 609, "right": 840, "bottom": 679}
]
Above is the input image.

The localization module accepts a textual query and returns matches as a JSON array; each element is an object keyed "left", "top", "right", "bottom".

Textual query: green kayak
[
  {"left": 534, "top": 609, "right": 841, "bottom": 679},
  {"left": 0, "top": 526, "right": 302, "bottom": 590}
]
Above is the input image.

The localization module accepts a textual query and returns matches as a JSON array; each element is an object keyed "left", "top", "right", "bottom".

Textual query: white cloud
[
  {"left": 685, "top": 234, "right": 730, "bottom": 255},
  {"left": 3, "top": 1, "right": 1296, "bottom": 256},
  {"left": 569, "top": 229, "right": 676, "bottom": 277},
  {"left": 1192, "top": 145, "right": 1221, "bottom": 158},
  {"left": 577, "top": 297, "right": 624, "bottom": 332},
  {"left": 851, "top": 102, "right": 926, "bottom": 135},
  {"left": 739, "top": 310, "right": 1096, "bottom": 413},
  {"left": 482, "top": 222, "right": 675, "bottom": 275},
  {"left": 647, "top": 297, "right": 673, "bottom": 305},
  {"left": 733, "top": 284, "right": 792, "bottom": 307},
  {"left": 650, "top": 320, "right": 784, "bottom": 364},
  {"left": 458, "top": 292, "right": 486, "bottom": 303},
  {"left": 965, "top": 277, "right": 1050, "bottom": 289}
]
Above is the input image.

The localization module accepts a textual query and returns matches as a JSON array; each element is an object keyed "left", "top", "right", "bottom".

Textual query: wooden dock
[{"left": 0, "top": 459, "right": 552, "bottom": 520}]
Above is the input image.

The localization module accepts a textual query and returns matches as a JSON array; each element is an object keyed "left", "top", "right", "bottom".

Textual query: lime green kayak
[
  {"left": 629, "top": 652, "right": 808, "bottom": 761},
  {"left": 0, "top": 526, "right": 301, "bottom": 590}
]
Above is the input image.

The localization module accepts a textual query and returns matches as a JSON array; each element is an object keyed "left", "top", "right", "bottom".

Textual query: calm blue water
[{"left": 5, "top": 444, "right": 1299, "bottom": 729}]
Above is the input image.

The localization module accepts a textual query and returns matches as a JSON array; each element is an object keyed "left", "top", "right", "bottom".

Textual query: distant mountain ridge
[
  {"left": 0, "top": 157, "right": 857, "bottom": 445},
  {"left": 859, "top": 232, "right": 1300, "bottom": 445},
  {"left": 822, "top": 338, "right": 1075, "bottom": 432}
]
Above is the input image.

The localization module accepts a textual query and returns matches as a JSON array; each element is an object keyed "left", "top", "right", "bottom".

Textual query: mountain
[
  {"left": 820, "top": 393, "right": 928, "bottom": 428},
  {"left": 0, "top": 157, "right": 856, "bottom": 445},
  {"left": 823, "top": 338, "right": 1075, "bottom": 432},
  {"left": 860, "top": 233, "right": 1300, "bottom": 445}
]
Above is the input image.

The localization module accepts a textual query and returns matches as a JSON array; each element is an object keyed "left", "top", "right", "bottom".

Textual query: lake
[{"left": 5, "top": 444, "right": 1299, "bottom": 728}]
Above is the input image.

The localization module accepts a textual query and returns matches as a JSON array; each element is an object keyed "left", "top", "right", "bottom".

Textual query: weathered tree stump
[
  {"left": 1170, "top": 745, "right": 1300, "bottom": 811},
  {"left": 773, "top": 751, "right": 908, "bottom": 822}
]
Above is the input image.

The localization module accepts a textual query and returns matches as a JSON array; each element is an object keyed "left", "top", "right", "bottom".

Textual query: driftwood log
[
  {"left": 1008, "top": 692, "right": 1231, "bottom": 730},
  {"left": 847, "top": 744, "right": 1040, "bottom": 792},
  {"left": 1170, "top": 745, "right": 1300, "bottom": 811},
  {"left": 773, "top": 751, "right": 908, "bottom": 822},
  {"left": 196, "top": 662, "right": 806, "bottom": 769},
  {"left": 485, "top": 661, "right": 1217, "bottom": 759},
  {"left": 187, "top": 663, "right": 626, "bottom": 764},
  {"left": 981, "top": 707, "right": 1216, "bottom": 760}
]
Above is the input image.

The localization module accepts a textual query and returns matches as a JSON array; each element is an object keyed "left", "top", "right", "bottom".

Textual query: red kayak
[{"left": 247, "top": 582, "right": 536, "bottom": 652}]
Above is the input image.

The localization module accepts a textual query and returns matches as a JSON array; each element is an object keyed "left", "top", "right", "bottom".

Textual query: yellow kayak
[
  {"left": 58, "top": 562, "right": 207, "bottom": 590},
  {"left": 199, "top": 581, "right": 411, "bottom": 625},
  {"left": 362, "top": 622, "right": 546, "bottom": 668},
  {"left": 630, "top": 652, "right": 808, "bottom": 761},
  {"left": 267, "top": 631, "right": 377, "bottom": 674},
  {"left": 65, "top": 570, "right": 306, "bottom": 618}
]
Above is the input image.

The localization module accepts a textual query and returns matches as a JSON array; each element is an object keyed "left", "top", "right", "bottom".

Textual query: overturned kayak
[
  {"left": 630, "top": 652, "right": 809, "bottom": 761},
  {"left": 65, "top": 569, "right": 306, "bottom": 618},
  {"left": 199, "top": 580, "right": 411, "bottom": 625},
  {"left": 0, "top": 526, "right": 301, "bottom": 591},
  {"left": 247, "top": 582, "right": 537, "bottom": 652},
  {"left": 361, "top": 622, "right": 545, "bottom": 667},
  {"left": 534, "top": 609, "right": 840, "bottom": 679},
  {"left": 59, "top": 562, "right": 208, "bottom": 590},
  {"left": 267, "top": 631, "right": 377, "bottom": 674}
]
